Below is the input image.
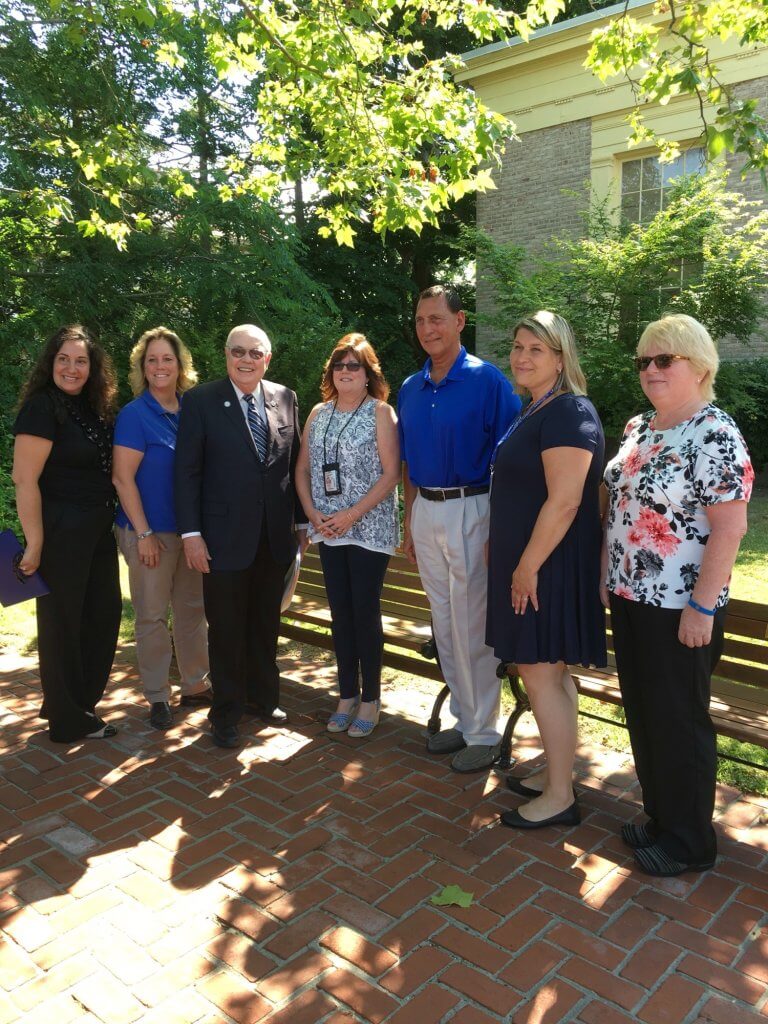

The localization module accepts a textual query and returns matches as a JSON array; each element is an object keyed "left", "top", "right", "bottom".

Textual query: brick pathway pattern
[{"left": 0, "top": 646, "right": 766, "bottom": 1024}]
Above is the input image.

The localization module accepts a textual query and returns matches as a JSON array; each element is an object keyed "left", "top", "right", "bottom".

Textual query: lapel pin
[{"left": 224, "top": 401, "right": 231, "bottom": 407}]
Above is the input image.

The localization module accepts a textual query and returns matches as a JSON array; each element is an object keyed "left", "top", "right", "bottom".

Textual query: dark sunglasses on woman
[{"left": 633, "top": 354, "right": 690, "bottom": 372}]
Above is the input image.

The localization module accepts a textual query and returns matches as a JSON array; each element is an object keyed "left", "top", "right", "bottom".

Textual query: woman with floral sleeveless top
[
  {"left": 295, "top": 333, "right": 400, "bottom": 737},
  {"left": 602, "top": 314, "right": 753, "bottom": 877}
]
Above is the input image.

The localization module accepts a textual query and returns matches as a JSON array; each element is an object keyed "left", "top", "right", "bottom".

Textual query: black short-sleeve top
[{"left": 13, "top": 389, "right": 115, "bottom": 507}]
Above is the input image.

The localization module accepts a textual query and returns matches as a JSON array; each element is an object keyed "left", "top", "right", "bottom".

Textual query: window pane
[
  {"left": 681, "top": 259, "right": 703, "bottom": 284},
  {"left": 641, "top": 157, "right": 661, "bottom": 191},
  {"left": 640, "top": 189, "right": 661, "bottom": 222},
  {"left": 621, "top": 193, "right": 640, "bottom": 223},
  {"left": 622, "top": 160, "right": 641, "bottom": 193},
  {"left": 662, "top": 155, "right": 684, "bottom": 186},
  {"left": 684, "top": 147, "right": 706, "bottom": 174}
]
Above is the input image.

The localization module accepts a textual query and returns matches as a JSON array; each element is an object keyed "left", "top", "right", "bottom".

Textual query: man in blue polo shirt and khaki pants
[{"left": 399, "top": 285, "right": 521, "bottom": 772}]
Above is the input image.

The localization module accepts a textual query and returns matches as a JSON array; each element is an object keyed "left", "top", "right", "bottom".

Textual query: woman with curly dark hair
[{"left": 12, "top": 324, "right": 122, "bottom": 743}]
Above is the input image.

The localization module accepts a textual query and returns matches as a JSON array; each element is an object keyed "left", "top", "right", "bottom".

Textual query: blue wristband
[{"left": 688, "top": 597, "right": 716, "bottom": 616}]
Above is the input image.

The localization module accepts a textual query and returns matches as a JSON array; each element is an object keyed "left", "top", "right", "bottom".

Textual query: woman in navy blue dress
[{"left": 487, "top": 311, "right": 606, "bottom": 829}]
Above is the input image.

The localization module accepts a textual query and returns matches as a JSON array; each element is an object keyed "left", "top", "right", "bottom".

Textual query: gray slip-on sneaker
[
  {"left": 451, "top": 742, "right": 501, "bottom": 774},
  {"left": 426, "top": 727, "right": 466, "bottom": 755}
]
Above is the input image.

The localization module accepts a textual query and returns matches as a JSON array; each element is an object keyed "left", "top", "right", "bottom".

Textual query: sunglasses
[
  {"left": 228, "top": 347, "right": 267, "bottom": 360},
  {"left": 332, "top": 361, "right": 363, "bottom": 372},
  {"left": 633, "top": 354, "right": 690, "bottom": 372}
]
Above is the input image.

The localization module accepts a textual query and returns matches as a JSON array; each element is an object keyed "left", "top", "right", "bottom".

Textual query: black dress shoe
[
  {"left": 179, "top": 689, "right": 213, "bottom": 707},
  {"left": 621, "top": 822, "right": 658, "bottom": 849},
  {"left": 211, "top": 724, "right": 240, "bottom": 749},
  {"left": 244, "top": 704, "right": 288, "bottom": 723},
  {"left": 633, "top": 843, "right": 715, "bottom": 877},
  {"left": 500, "top": 800, "right": 581, "bottom": 830},
  {"left": 149, "top": 701, "right": 173, "bottom": 730}
]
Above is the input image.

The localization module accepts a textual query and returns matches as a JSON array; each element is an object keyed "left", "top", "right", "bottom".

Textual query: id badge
[{"left": 323, "top": 462, "right": 342, "bottom": 496}]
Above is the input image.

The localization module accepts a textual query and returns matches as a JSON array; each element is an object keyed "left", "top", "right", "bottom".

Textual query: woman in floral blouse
[{"left": 602, "top": 314, "right": 753, "bottom": 878}]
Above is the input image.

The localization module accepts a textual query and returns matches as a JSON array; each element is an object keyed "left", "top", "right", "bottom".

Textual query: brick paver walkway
[{"left": 0, "top": 644, "right": 766, "bottom": 1024}]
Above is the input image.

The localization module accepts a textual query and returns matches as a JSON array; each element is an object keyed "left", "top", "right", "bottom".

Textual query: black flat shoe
[
  {"left": 500, "top": 800, "right": 581, "bottom": 830},
  {"left": 149, "top": 701, "right": 173, "bottom": 730},
  {"left": 211, "top": 724, "right": 240, "bottom": 749},
  {"left": 506, "top": 777, "right": 576, "bottom": 799},
  {"left": 244, "top": 704, "right": 288, "bottom": 723},
  {"left": 633, "top": 844, "right": 715, "bottom": 877},
  {"left": 179, "top": 690, "right": 213, "bottom": 707},
  {"left": 86, "top": 723, "right": 118, "bottom": 739},
  {"left": 506, "top": 776, "right": 544, "bottom": 798},
  {"left": 621, "top": 822, "right": 657, "bottom": 850}
]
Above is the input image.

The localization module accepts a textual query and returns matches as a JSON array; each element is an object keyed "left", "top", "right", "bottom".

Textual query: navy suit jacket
[{"left": 174, "top": 377, "right": 304, "bottom": 571}]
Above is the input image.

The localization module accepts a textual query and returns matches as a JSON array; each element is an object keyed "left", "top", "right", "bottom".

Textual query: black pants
[
  {"left": 37, "top": 501, "right": 121, "bottom": 743},
  {"left": 319, "top": 542, "right": 390, "bottom": 702},
  {"left": 609, "top": 593, "right": 726, "bottom": 863},
  {"left": 203, "top": 525, "right": 290, "bottom": 729}
]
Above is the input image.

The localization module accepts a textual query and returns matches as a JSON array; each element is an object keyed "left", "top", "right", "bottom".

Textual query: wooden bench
[{"left": 280, "top": 551, "right": 768, "bottom": 769}]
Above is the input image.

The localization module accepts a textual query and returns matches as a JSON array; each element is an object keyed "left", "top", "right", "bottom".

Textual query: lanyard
[
  {"left": 491, "top": 386, "right": 558, "bottom": 475},
  {"left": 322, "top": 396, "right": 367, "bottom": 464}
]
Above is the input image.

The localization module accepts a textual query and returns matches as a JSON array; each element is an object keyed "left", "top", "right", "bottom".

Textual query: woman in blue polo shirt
[{"left": 113, "top": 327, "right": 210, "bottom": 730}]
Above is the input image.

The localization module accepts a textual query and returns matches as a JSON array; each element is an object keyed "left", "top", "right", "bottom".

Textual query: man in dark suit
[{"left": 175, "top": 324, "right": 306, "bottom": 748}]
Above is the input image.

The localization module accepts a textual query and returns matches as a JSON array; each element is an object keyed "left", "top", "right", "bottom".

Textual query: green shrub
[
  {"left": 472, "top": 171, "right": 768, "bottom": 446},
  {"left": 715, "top": 359, "right": 768, "bottom": 471}
]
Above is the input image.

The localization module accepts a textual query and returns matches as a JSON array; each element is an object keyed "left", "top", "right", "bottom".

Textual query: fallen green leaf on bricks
[{"left": 431, "top": 884, "right": 473, "bottom": 908}]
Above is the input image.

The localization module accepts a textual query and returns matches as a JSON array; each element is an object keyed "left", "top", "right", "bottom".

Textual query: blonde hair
[
  {"left": 128, "top": 327, "right": 198, "bottom": 396},
  {"left": 511, "top": 311, "right": 587, "bottom": 396},
  {"left": 320, "top": 333, "right": 390, "bottom": 403},
  {"left": 637, "top": 314, "right": 718, "bottom": 402}
]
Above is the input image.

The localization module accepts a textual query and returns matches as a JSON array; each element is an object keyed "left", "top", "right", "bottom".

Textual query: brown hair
[
  {"left": 320, "top": 333, "right": 390, "bottom": 403},
  {"left": 128, "top": 326, "right": 198, "bottom": 396},
  {"left": 418, "top": 284, "right": 462, "bottom": 313},
  {"left": 19, "top": 323, "right": 117, "bottom": 421}
]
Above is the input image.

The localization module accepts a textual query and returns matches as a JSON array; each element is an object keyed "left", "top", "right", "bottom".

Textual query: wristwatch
[{"left": 136, "top": 529, "right": 154, "bottom": 540}]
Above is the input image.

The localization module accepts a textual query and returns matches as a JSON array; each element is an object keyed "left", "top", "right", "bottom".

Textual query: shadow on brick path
[{"left": 0, "top": 643, "right": 766, "bottom": 1024}]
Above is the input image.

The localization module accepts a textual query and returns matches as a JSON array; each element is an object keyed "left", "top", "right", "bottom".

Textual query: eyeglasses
[
  {"left": 332, "top": 361, "right": 363, "bottom": 372},
  {"left": 633, "top": 354, "right": 690, "bottom": 372},
  {"left": 228, "top": 347, "right": 267, "bottom": 360}
]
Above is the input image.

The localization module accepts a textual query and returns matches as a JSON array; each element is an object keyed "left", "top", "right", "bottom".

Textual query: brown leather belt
[{"left": 418, "top": 485, "right": 490, "bottom": 502}]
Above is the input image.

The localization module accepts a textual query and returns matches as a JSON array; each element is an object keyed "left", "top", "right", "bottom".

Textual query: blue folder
[{"left": 0, "top": 530, "right": 50, "bottom": 607}]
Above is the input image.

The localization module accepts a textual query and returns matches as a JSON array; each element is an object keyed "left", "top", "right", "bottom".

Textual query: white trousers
[{"left": 410, "top": 492, "right": 501, "bottom": 746}]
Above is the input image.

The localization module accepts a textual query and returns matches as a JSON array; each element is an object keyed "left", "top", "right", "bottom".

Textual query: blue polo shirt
[
  {"left": 398, "top": 347, "right": 521, "bottom": 488},
  {"left": 114, "top": 390, "right": 181, "bottom": 532}
]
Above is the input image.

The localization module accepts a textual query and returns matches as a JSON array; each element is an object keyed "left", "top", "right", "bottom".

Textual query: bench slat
[{"left": 282, "top": 559, "right": 768, "bottom": 753}]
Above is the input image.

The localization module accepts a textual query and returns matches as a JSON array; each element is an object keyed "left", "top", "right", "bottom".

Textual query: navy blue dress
[{"left": 486, "top": 393, "right": 607, "bottom": 667}]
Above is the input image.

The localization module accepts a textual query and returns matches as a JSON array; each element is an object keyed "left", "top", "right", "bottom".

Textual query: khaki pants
[
  {"left": 117, "top": 527, "right": 210, "bottom": 704},
  {"left": 410, "top": 492, "right": 501, "bottom": 747}
]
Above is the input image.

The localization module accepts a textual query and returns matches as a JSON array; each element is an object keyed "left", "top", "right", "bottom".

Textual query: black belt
[{"left": 418, "top": 485, "right": 490, "bottom": 502}]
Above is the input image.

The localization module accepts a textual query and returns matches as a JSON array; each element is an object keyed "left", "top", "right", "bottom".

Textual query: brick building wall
[
  {"left": 475, "top": 78, "right": 768, "bottom": 366},
  {"left": 720, "top": 76, "right": 768, "bottom": 361},
  {"left": 476, "top": 119, "right": 592, "bottom": 366}
]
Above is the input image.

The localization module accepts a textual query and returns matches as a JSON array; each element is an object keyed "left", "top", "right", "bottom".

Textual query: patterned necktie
[{"left": 243, "top": 393, "right": 268, "bottom": 460}]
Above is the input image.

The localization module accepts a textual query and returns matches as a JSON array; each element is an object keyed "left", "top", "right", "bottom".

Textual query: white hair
[{"left": 226, "top": 324, "right": 272, "bottom": 353}]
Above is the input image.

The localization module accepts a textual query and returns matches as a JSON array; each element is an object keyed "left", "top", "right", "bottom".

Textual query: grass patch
[{"left": 731, "top": 485, "right": 768, "bottom": 602}]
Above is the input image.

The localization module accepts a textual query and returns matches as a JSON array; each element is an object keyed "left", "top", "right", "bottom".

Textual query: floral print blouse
[{"left": 604, "top": 404, "right": 753, "bottom": 609}]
